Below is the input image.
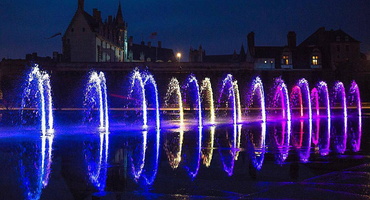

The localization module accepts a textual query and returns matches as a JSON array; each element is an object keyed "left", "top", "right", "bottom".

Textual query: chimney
[
  {"left": 129, "top": 36, "right": 133, "bottom": 46},
  {"left": 158, "top": 41, "right": 162, "bottom": 48},
  {"left": 108, "top": 16, "right": 112, "bottom": 24},
  {"left": 247, "top": 32, "right": 255, "bottom": 56},
  {"left": 287, "top": 31, "right": 296, "bottom": 48},
  {"left": 78, "top": 0, "right": 84, "bottom": 11},
  {"left": 93, "top": 9, "right": 101, "bottom": 22},
  {"left": 148, "top": 41, "right": 151, "bottom": 48}
]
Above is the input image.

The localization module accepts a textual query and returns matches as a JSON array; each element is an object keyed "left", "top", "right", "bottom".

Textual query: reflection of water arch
[
  {"left": 86, "top": 132, "right": 109, "bottom": 191},
  {"left": 272, "top": 121, "right": 291, "bottom": 164},
  {"left": 21, "top": 135, "right": 54, "bottom": 200},
  {"left": 202, "top": 126, "right": 215, "bottom": 167},
  {"left": 248, "top": 122, "right": 266, "bottom": 170},
  {"left": 218, "top": 125, "right": 238, "bottom": 176}
]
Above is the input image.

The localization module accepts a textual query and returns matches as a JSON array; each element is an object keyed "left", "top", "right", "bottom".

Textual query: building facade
[
  {"left": 62, "top": 0, "right": 128, "bottom": 62},
  {"left": 246, "top": 27, "right": 361, "bottom": 71}
]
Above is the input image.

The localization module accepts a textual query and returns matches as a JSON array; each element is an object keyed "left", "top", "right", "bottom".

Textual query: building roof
[
  {"left": 254, "top": 46, "right": 284, "bottom": 58},
  {"left": 299, "top": 27, "right": 359, "bottom": 47},
  {"left": 128, "top": 43, "right": 175, "bottom": 62}
]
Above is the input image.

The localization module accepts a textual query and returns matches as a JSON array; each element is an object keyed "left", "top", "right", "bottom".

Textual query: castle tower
[{"left": 115, "top": 2, "right": 128, "bottom": 61}]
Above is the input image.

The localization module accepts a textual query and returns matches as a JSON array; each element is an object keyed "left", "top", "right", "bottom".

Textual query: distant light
[
  {"left": 177, "top": 52, "right": 182, "bottom": 62},
  {"left": 264, "top": 60, "right": 267, "bottom": 64}
]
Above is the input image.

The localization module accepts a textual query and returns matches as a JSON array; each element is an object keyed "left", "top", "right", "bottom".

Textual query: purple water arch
[
  {"left": 333, "top": 81, "right": 348, "bottom": 118},
  {"left": 272, "top": 77, "right": 291, "bottom": 121},
  {"left": 185, "top": 74, "right": 203, "bottom": 127},
  {"left": 248, "top": 76, "right": 267, "bottom": 123},
  {"left": 218, "top": 74, "right": 239, "bottom": 125},
  {"left": 274, "top": 121, "right": 291, "bottom": 164},
  {"left": 348, "top": 80, "right": 362, "bottom": 117}
]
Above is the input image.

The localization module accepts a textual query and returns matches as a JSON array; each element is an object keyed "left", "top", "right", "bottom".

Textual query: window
[
  {"left": 264, "top": 60, "right": 267, "bottom": 64},
  {"left": 346, "top": 45, "right": 349, "bottom": 52},
  {"left": 337, "top": 45, "right": 340, "bottom": 52},
  {"left": 82, "top": 28, "right": 85, "bottom": 32},
  {"left": 312, "top": 56, "right": 318, "bottom": 65},
  {"left": 282, "top": 55, "right": 289, "bottom": 65},
  {"left": 345, "top": 36, "right": 349, "bottom": 42},
  {"left": 336, "top": 36, "right": 340, "bottom": 41},
  {"left": 71, "top": 28, "right": 74, "bottom": 32}
]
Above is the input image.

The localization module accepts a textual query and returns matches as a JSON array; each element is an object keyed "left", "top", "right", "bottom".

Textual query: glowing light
[
  {"left": 22, "top": 64, "right": 54, "bottom": 135},
  {"left": 187, "top": 74, "right": 203, "bottom": 127},
  {"left": 85, "top": 71, "right": 109, "bottom": 132},
  {"left": 164, "top": 77, "right": 184, "bottom": 127},
  {"left": 201, "top": 78, "right": 216, "bottom": 125},
  {"left": 273, "top": 77, "right": 291, "bottom": 121},
  {"left": 202, "top": 126, "right": 215, "bottom": 167},
  {"left": 249, "top": 76, "right": 267, "bottom": 123}
]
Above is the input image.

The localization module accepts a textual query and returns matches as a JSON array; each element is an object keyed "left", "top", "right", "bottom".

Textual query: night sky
[{"left": 1, "top": 0, "right": 369, "bottom": 61}]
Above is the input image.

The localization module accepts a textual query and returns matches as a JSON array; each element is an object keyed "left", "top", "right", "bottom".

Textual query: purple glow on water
[
  {"left": 298, "top": 78, "right": 312, "bottom": 120},
  {"left": 249, "top": 122, "right": 266, "bottom": 170},
  {"left": 274, "top": 121, "right": 291, "bottom": 164},
  {"left": 299, "top": 119, "right": 312, "bottom": 163}
]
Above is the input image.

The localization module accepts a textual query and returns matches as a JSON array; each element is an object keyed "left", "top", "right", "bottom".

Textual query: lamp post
[{"left": 176, "top": 52, "right": 182, "bottom": 62}]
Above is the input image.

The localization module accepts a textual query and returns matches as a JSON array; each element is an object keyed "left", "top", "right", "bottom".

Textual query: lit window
[
  {"left": 270, "top": 60, "right": 273, "bottom": 63},
  {"left": 312, "top": 56, "right": 318, "bottom": 65},
  {"left": 264, "top": 60, "right": 267, "bottom": 64},
  {"left": 282, "top": 55, "right": 289, "bottom": 65}
]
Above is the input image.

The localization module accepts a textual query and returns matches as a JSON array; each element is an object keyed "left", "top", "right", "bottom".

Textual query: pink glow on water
[
  {"left": 298, "top": 78, "right": 312, "bottom": 120},
  {"left": 291, "top": 85, "right": 304, "bottom": 117},
  {"left": 311, "top": 88, "right": 320, "bottom": 117}
]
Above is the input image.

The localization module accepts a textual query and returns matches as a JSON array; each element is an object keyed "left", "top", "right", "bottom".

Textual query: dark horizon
[{"left": 1, "top": 0, "right": 369, "bottom": 60}]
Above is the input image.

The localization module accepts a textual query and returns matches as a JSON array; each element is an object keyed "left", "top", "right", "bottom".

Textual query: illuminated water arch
[
  {"left": 84, "top": 71, "right": 109, "bottom": 132},
  {"left": 218, "top": 74, "right": 242, "bottom": 125},
  {"left": 272, "top": 77, "right": 291, "bottom": 121},
  {"left": 247, "top": 76, "right": 266, "bottom": 123},
  {"left": 21, "top": 64, "right": 54, "bottom": 135},
  {"left": 164, "top": 77, "right": 184, "bottom": 127},
  {"left": 200, "top": 78, "right": 216, "bottom": 125}
]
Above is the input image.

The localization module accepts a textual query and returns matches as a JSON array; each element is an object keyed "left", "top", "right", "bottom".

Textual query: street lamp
[{"left": 176, "top": 52, "right": 182, "bottom": 62}]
